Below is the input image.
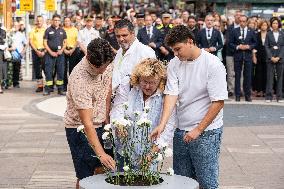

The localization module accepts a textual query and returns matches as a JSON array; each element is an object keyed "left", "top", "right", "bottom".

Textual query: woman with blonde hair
[{"left": 111, "top": 58, "right": 176, "bottom": 170}]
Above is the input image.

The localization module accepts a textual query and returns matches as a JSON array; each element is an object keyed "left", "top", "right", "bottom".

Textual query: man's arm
[
  {"left": 150, "top": 94, "right": 178, "bottom": 141},
  {"left": 44, "top": 39, "right": 57, "bottom": 57},
  {"left": 78, "top": 109, "right": 115, "bottom": 170},
  {"left": 184, "top": 100, "right": 224, "bottom": 143}
]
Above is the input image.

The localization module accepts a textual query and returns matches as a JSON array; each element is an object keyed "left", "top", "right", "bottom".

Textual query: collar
[
  {"left": 206, "top": 27, "right": 212, "bottom": 31},
  {"left": 83, "top": 58, "right": 101, "bottom": 77},
  {"left": 121, "top": 38, "right": 140, "bottom": 57}
]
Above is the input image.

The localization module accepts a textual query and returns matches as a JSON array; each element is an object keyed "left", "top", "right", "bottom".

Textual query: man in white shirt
[
  {"left": 151, "top": 25, "right": 228, "bottom": 189},
  {"left": 77, "top": 15, "right": 100, "bottom": 56},
  {"left": 111, "top": 19, "right": 155, "bottom": 118}
]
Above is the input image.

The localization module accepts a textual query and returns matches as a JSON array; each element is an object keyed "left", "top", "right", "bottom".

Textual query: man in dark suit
[
  {"left": 188, "top": 15, "right": 199, "bottom": 39},
  {"left": 137, "top": 15, "right": 163, "bottom": 57},
  {"left": 196, "top": 14, "right": 223, "bottom": 56},
  {"left": 229, "top": 15, "right": 257, "bottom": 102}
]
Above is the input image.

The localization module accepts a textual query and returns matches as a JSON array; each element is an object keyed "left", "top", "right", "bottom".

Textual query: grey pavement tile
[
  {"left": 223, "top": 128, "right": 264, "bottom": 145},
  {"left": 4, "top": 141, "right": 50, "bottom": 148},
  {"left": 17, "top": 128, "right": 57, "bottom": 133},
  {"left": 0, "top": 148, "right": 46, "bottom": 154}
]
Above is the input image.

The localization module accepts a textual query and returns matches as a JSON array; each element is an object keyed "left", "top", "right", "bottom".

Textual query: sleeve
[
  {"left": 215, "top": 30, "right": 224, "bottom": 51},
  {"left": 164, "top": 60, "right": 179, "bottom": 96},
  {"left": 249, "top": 31, "right": 257, "bottom": 50},
  {"left": 63, "top": 30, "right": 67, "bottom": 40},
  {"left": 43, "top": 28, "right": 48, "bottom": 40},
  {"left": 77, "top": 30, "right": 83, "bottom": 43},
  {"left": 207, "top": 60, "right": 228, "bottom": 101},
  {"left": 265, "top": 33, "right": 272, "bottom": 60},
  {"left": 156, "top": 105, "right": 176, "bottom": 147},
  {"left": 229, "top": 29, "right": 237, "bottom": 51},
  {"left": 69, "top": 77, "right": 93, "bottom": 110}
]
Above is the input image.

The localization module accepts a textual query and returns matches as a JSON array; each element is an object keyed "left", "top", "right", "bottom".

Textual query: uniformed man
[
  {"left": 77, "top": 15, "right": 100, "bottom": 57},
  {"left": 43, "top": 14, "right": 67, "bottom": 96},
  {"left": 29, "top": 15, "right": 46, "bottom": 93}
]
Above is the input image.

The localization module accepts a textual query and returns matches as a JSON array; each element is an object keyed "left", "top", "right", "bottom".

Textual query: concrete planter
[{"left": 80, "top": 174, "right": 199, "bottom": 189}]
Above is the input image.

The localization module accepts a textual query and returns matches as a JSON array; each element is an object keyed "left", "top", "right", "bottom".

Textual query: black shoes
[
  {"left": 228, "top": 92, "right": 234, "bottom": 97},
  {"left": 235, "top": 96, "right": 240, "bottom": 102},
  {"left": 245, "top": 96, "right": 252, "bottom": 102},
  {"left": 58, "top": 90, "right": 66, "bottom": 96},
  {"left": 35, "top": 87, "right": 43, "bottom": 93}
]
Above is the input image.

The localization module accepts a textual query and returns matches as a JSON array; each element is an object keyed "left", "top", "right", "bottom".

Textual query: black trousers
[
  {"left": 12, "top": 60, "right": 21, "bottom": 86},
  {"left": 32, "top": 50, "right": 45, "bottom": 80},
  {"left": 64, "top": 48, "right": 82, "bottom": 89}
]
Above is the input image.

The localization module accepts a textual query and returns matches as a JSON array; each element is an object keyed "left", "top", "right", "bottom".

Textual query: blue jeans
[{"left": 173, "top": 127, "right": 223, "bottom": 189}]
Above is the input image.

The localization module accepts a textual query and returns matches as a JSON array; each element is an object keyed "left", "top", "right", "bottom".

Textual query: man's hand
[
  {"left": 204, "top": 48, "right": 210, "bottom": 52},
  {"left": 149, "top": 42, "right": 156, "bottom": 48},
  {"left": 160, "top": 46, "right": 169, "bottom": 55},
  {"left": 57, "top": 50, "right": 64, "bottom": 55},
  {"left": 183, "top": 128, "right": 202, "bottom": 143},
  {"left": 99, "top": 153, "right": 116, "bottom": 170},
  {"left": 150, "top": 125, "right": 164, "bottom": 141},
  {"left": 209, "top": 47, "right": 216, "bottom": 52},
  {"left": 49, "top": 51, "right": 58, "bottom": 57}
]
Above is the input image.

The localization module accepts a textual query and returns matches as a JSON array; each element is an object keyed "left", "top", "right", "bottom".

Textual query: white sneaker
[
  {"left": 265, "top": 100, "right": 272, "bottom": 103},
  {"left": 277, "top": 100, "right": 284, "bottom": 103}
]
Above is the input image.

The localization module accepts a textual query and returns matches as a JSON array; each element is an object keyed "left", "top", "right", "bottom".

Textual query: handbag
[
  {"left": 11, "top": 49, "right": 22, "bottom": 62},
  {"left": 4, "top": 49, "right": 12, "bottom": 60}
]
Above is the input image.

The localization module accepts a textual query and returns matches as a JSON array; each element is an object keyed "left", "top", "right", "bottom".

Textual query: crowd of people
[{"left": 0, "top": 9, "right": 284, "bottom": 102}]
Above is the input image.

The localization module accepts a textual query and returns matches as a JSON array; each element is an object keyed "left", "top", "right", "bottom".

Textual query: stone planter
[{"left": 80, "top": 174, "right": 199, "bottom": 189}]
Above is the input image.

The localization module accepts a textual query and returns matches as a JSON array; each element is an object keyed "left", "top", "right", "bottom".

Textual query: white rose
[
  {"left": 164, "top": 148, "right": 173, "bottom": 158},
  {"left": 104, "top": 124, "right": 112, "bottom": 131},
  {"left": 156, "top": 153, "right": 163, "bottom": 162},
  {"left": 123, "top": 165, "right": 130, "bottom": 172},
  {"left": 102, "top": 132, "right": 110, "bottom": 140},
  {"left": 123, "top": 102, "right": 129, "bottom": 110},
  {"left": 137, "top": 118, "right": 152, "bottom": 127},
  {"left": 157, "top": 140, "right": 168, "bottom": 149},
  {"left": 77, "top": 125, "right": 84, "bottom": 133},
  {"left": 167, "top": 167, "right": 174, "bottom": 176}
]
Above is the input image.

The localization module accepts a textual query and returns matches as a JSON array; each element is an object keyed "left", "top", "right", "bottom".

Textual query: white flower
[
  {"left": 102, "top": 132, "right": 110, "bottom": 140},
  {"left": 157, "top": 140, "right": 168, "bottom": 149},
  {"left": 239, "top": 36, "right": 243, "bottom": 40},
  {"left": 164, "top": 148, "right": 173, "bottom": 158},
  {"left": 104, "top": 124, "right": 112, "bottom": 131},
  {"left": 123, "top": 165, "right": 130, "bottom": 172},
  {"left": 133, "top": 111, "right": 141, "bottom": 117},
  {"left": 156, "top": 153, "right": 163, "bottom": 162},
  {"left": 137, "top": 118, "right": 152, "bottom": 127},
  {"left": 144, "top": 106, "right": 150, "bottom": 113},
  {"left": 167, "top": 167, "right": 174, "bottom": 176},
  {"left": 77, "top": 125, "right": 84, "bottom": 133},
  {"left": 122, "top": 102, "right": 129, "bottom": 110}
]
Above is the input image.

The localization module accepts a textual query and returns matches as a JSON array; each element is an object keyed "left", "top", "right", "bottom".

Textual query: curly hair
[
  {"left": 130, "top": 58, "right": 167, "bottom": 91},
  {"left": 165, "top": 25, "right": 196, "bottom": 47},
  {"left": 86, "top": 38, "right": 115, "bottom": 68}
]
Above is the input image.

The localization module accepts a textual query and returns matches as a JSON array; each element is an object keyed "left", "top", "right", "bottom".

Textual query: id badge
[
  {"left": 58, "top": 46, "right": 61, "bottom": 50},
  {"left": 273, "top": 46, "right": 278, "bottom": 50}
]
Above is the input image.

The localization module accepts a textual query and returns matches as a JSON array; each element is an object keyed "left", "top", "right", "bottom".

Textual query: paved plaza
[{"left": 0, "top": 81, "right": 284, "bottom": 189}]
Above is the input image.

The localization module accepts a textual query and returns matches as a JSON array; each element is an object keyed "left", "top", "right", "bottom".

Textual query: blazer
[
  {"left": 265, "top": 30, "right": 284, "bottom": 63},
  {"left": 137, "top": 26, "right": 163, "bottom": 49},
  {"left": 196, "top": 28, "right": 223, "bottom": 55},
  {"left": 229, "top": 27, "right": 257, "bottom": 62}
]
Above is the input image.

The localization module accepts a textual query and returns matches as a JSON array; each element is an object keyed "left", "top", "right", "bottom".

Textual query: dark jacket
[
  {"left": 137, "top": 26, "right": 163, "bottom": 49},
  {"left": 196, "top": 28, "right": 223, "bottom": 56},
  {"left": 265, "top": 30, "right": 284, "bottom": 63},
  {"left": 229, "top": 27, "right": 257, "bottom": 62}
]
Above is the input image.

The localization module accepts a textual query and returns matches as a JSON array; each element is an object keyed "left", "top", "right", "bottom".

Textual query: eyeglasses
[{"left": 140, "top": 79, "right": 159, "bottom": 87}]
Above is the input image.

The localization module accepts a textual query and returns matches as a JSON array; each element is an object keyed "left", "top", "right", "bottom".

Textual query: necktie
[
  {"left": 147, "top": 28, "right": 151, "bottom": 39},
  {"left": 242, "top": 28, "right": 245, "bottom": 40},
  {"left": 207, "top": 29, "right": 211, "bottom": 38}
]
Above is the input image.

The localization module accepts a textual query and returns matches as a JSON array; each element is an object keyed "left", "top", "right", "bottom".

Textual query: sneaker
[
  {"left": 277, "top": 100, "right": 284, "bottom": 103},
  {"left": 265, "top": 100, "right": 272, "bottom": 103}
]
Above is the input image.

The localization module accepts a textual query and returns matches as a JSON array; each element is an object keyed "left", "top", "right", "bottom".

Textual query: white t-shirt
[{"left": 164, "top": 49, "right": 228, "bottom": 131}]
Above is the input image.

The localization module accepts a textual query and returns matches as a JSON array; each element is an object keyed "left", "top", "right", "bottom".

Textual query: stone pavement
[{"left": 0, "top": 81, "right": 284, "bottom": 189}]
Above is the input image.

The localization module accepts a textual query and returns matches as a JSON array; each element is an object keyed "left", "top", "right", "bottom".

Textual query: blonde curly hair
[{"left": 130, "top": 58, "right": 167, "bottom": 91}]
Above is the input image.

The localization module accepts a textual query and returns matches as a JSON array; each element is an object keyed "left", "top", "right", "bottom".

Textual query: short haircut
[
  {"left": 270, "top": 17, "right": 282, "bottom": 28},
  {"left": 188, "top": 15, "right": 196, "bottom": 21},
  {"left": 86, "top": 38, "right": 115, "bottom": 68},
  {"left": 258, "top": 19, "right": 270, "bottom": 30},
  {"left": 114, "top": 19, "right": 134, "bottom": 32},
  {"left": 165, "top": 25, "right": 196, "bottom": 47},
  {"left": 52, "top": 14, "right": 61, "bottom": 20}
]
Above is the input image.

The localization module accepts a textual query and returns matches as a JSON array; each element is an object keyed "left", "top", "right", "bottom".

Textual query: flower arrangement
[{"left": 102, "top": 103, "right": 174, "bottom": 186}]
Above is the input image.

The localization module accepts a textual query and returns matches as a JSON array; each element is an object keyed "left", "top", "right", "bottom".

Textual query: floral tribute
[{"left": 78, "top": 103, "right": 174, "bottom": 186}]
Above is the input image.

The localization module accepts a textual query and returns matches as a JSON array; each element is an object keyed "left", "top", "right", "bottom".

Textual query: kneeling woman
[{"left": 111, "top": 58, "right": 176, "bottom": 170}]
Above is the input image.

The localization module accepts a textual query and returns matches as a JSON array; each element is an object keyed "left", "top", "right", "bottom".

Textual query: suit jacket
[
  {"left": 229, "top": 27, "right": 257, "bottom": 62},
  {"left": 265, "top": 30, "right": 284, "bottom": 63},
  {"left": 137, "top": 26, "right": 163, "bottom": 50},
  {"left": 225, "top": 24, "right": 237, "bottom": 56},
  {"left": 196, "top": 28, "right": 223, "bottom": 55}
]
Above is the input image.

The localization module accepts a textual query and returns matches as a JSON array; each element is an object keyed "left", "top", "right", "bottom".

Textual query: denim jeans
[{"left": 173, "top": 127, "right": 223, "bottom": 189}]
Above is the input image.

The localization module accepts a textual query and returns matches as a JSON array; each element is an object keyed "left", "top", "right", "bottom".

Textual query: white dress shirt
[
  {"left": 77, "top": 27, "right": 100, "bottom": 49},
  {"left": 273, "top": 31, "right": 279, "bottom": 43},
  {"left": 12, "top": 31, "right": 27, "bottom": 52}
]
